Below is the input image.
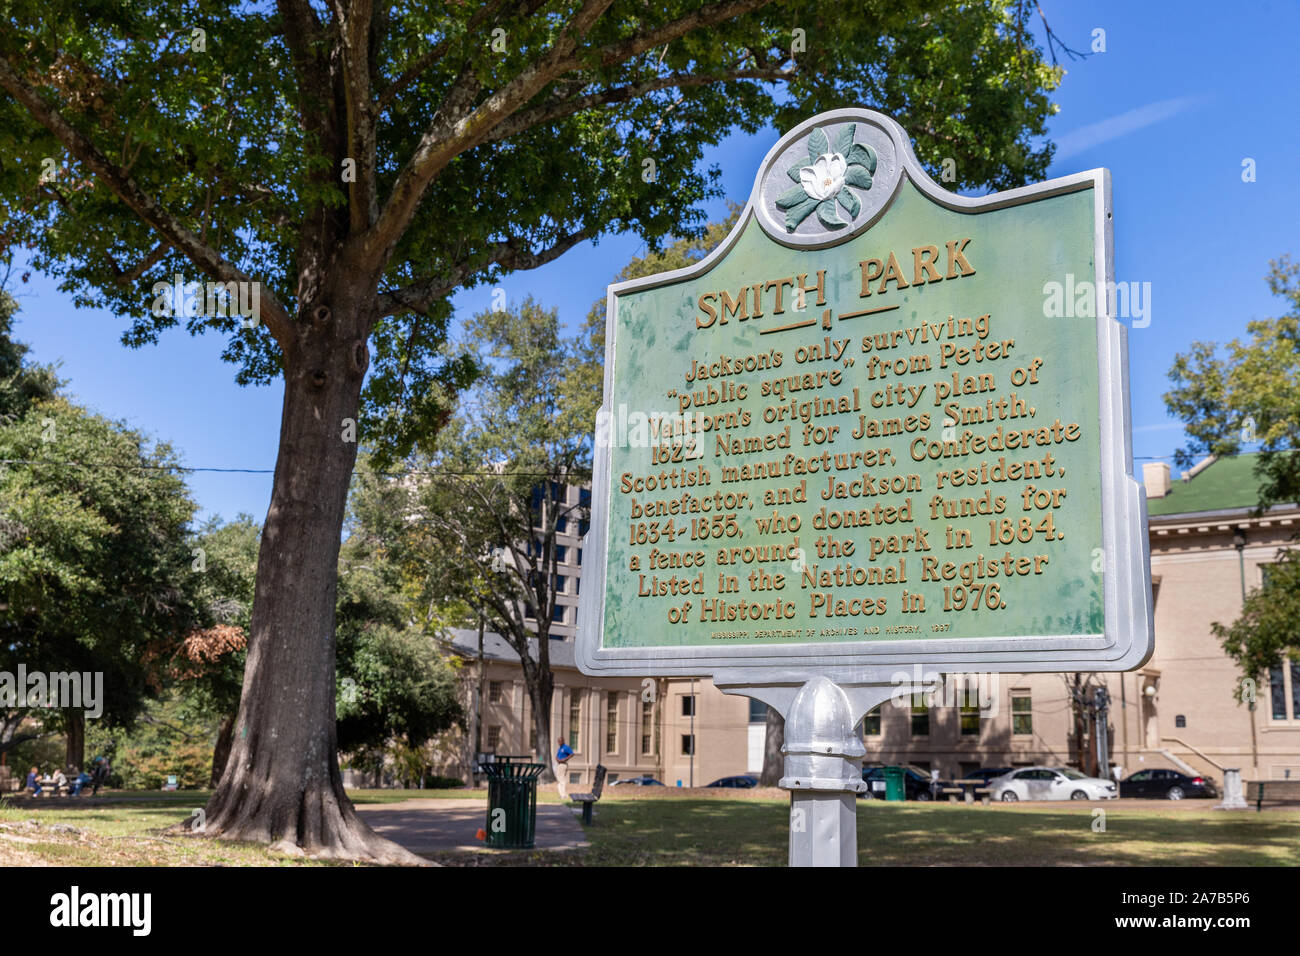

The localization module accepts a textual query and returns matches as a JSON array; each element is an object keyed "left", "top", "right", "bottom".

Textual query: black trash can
[{"left": 481, "top": 755, "right": 546, "bottom": 849}]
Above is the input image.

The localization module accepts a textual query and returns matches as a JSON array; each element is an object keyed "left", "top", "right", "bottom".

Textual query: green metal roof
[{"left": 1145, "top": 453, "right": 1267, "bottom": 517}]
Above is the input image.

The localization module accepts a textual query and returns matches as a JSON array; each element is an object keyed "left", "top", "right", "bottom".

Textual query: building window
[
  {"left": 606, "top": 692, "right": 619, "bottom": 753},
  {"left": 556, "top": 516, "right": 567, "bottom": 534},
  {"left": 551, "top": 604, "right": 566, "bottom": 624},
  {"left": 488, "top": 680, "right": 503, "bottom": 704},
  {"left": 568, "top": 691, "right": 582, "bottom": 750},
  {"left": 486, "top": 725, "right": 501, "bottom": 750},
  {"left": 959, "top": 702, "right": 980, "bottom": 736},
  {"left": 641, "top": 698, "right": 654, "bottom": 755},
  {"left": 910, "top": 702, "right": 929, "bottom": 736},
  {"left": 1175, "top": 714, "right": 1186, "bottom": 728},
  {"left": 1270, "top": 662, "right": 1300, "bottom": 721},
  {"left": 681, "top": 695, "right": 696, "bottom": 717},
  {"left": 1011, "top": 692, "right": 1033, "bottom": 735},
  {"left": 555, "top": 544, "right": 568, "bottom": 563},
  {"left": 569, "top": 772, "right": 581, "bottom": 784},
  {"left": 862, "top": 709, "right": 881, "bottom": 736},
  {"left": 748, "top": 698, "right": 766, "bottom": 723},
  {"left": 578, "top": 548, "right": 583, "bottom": 564},
  {"left": 556, "top": 574, "right": 567, "bottom": 593},
  {"left": 681, "top": 734, "right": 695, "bottom": 756}
]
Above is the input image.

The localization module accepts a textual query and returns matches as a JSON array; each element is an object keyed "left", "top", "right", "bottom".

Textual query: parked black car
[
  {"left": 611, "top": 775, "right": 665, "bottom": 787},
  {"left": 705, "top": 775, "right": 759, "bottom": 789},
  {"left": 1119, "top": 769, "right": 1215, "bottom": 800},
  {"left": 860, "top": 765, "right": 947, "bottom": 800},
  {"left": 959, "top": 767, "right": 1016, "bottom": 786}
]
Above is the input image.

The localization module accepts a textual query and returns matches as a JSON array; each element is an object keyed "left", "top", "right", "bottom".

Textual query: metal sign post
[{"left": 577, "top": 107, "right": 1153, "bottom": 867}]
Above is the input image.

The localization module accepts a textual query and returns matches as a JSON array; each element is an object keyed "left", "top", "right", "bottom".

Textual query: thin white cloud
[
  {"left": 1132, "top": 422, "right": 1184, "bottom": 434},
  {"left": 1054, "top": 96, "right": 1203, "bottom": 161}
]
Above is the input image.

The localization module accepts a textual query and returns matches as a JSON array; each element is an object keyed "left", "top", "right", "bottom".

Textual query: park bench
[
  {"left": 952, "top": 779, "right": 992, "bottom": 805},
  {"left": 1247, "top": 779, "right": 1300, "bottom": 810},
  {"left": 570, "top": 763, "right": 607, "bottom": 825}
]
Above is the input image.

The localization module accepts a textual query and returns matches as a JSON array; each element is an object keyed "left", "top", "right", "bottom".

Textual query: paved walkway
[{"left": 355, "top": 798, "right": 589, "bottom": 855}]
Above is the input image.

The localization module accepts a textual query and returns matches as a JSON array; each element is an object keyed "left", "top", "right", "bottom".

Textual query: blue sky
[{"left": 11, "top": 0, "right": 1299, "bottom": 524}]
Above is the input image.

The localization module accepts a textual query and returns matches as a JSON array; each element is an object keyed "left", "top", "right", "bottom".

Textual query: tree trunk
[
  {"left": 199, "top": 300, "right": 420, "bottom": 864},
  {"left": 759, "top": 705, "right": 784, "bottom": 786},
  {"left": 209, "top": 712, "right": 235, "bottom": 789},
  {"left": 526, "top": 663, "right": 555, "bottom": 783},
  {"left": 64, "top": 709, "right": 84, "bottom": 773}
]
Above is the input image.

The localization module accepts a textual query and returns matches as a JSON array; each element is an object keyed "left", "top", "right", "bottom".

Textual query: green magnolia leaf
[
  {"left": 784, "top": 197, "right": 819, "bottom": 232},
  {"left": 844, "top": 165, "right": 873, "bottom": 190},
  {"left": 837, "top": 187, "right": 861, "bottom": 219},
  {"left": 807, "top": 127, "right": 829, "bottom": 161},
  {"left": 847, "top": 143, "right": 878, "bottom": 174},
  {"left": 816, "top": 199, "right": 845, "bottom": 229},
  {"left": 834, "top": 123, "right": 857, "bottom": 155},
  {"left": 775, "top": 184, "right": 810, "bottom": 209},
  {"left": 788, "top": 164, "right": 804, "bottom": 183}
]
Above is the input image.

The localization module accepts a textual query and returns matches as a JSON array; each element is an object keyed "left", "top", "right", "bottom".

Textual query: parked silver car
[{"left": 988, "top": 766, "right": 1117, "bottom": 801}]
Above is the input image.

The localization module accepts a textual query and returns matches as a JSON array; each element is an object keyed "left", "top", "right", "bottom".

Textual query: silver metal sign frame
[{"left": 576, "top": 107, "right": 1154, "bottom": 688}]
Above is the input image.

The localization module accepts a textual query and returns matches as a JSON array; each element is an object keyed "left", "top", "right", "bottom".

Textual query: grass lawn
[
  {"left": 427, "top": 795, "right": 1300, "bottom": 867},
  {"left": 4, "top": 789, "right": 1298, "bottom": 866}
]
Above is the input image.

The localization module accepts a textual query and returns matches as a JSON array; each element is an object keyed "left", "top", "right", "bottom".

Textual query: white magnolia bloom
[{"left": 800, "top": 152, "right": 847, "bottom": 201}]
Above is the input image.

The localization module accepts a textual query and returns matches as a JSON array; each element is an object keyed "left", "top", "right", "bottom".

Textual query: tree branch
[
  {"left": 0, "top": 55, "right": 296, "bottom": 346},
  {"left": 365, "top": 0, "right": 615, "bottom": 270},
  {"left": 486, "top": 65, "right": 792, "bottom": 143},
  {"left": 375, "top": 227, "right": 592, "bottom": 318}
]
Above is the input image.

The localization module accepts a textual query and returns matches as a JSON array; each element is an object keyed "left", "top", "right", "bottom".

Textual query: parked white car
[{"left": 988, "top": 766, "right": 1118, "bottom": 801}]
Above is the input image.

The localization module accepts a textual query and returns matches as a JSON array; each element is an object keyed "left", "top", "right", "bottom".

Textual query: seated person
[
  {"left": 70, "top": 771, "right": 93, "bottom": 796},
  {"left": 51, "top": 768, "right": 68, "bottom": 794},
  {"left": 26, "top": 766, "right": 42, "bottom": 796}
]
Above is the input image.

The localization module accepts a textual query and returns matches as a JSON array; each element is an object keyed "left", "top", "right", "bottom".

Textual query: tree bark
[
  {"left": 64, "top": 709, "right": 84, "bottom": 774},
  {"left": 759, "top": 705, "right": 784, "bottom": 786},
  {"left": 209, "top": 712, "right": 235, "bottom": 789},
  {"left": 198, "top": 296, "right": 422, "bottom": 864},
  {"left": 523, "top": 657, "right": 555, "bottom": 783}
]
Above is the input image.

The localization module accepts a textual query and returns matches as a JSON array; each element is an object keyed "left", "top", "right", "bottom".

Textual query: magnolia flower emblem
[{"left": 775, "top": 124, "right": 877, "bottom": 232}]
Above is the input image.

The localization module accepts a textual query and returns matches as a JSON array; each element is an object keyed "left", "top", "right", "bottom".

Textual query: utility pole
[{"left": 1094, "top": 686, "right": 1110, "bottom": 779}]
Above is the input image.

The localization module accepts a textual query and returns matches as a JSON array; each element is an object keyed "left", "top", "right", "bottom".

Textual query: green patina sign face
[{"left": 580, "top": 109, "right": 1151, "bottom": 677}]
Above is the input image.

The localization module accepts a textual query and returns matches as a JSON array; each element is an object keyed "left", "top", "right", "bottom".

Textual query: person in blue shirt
[
  {"left": 27, "top": 766, "right": 42, "bottom": 796},
  {"left": 554, "top": 738, "right": 574, "bottom": 800}
]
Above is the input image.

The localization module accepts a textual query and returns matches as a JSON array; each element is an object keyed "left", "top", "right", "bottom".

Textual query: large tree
[{"left": 0, "top": 0, "right": 1061, "bottom": 859}]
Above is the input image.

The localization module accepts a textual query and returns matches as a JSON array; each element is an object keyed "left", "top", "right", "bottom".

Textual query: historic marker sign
[{"left": 577, "top": 108, "right": 1153, "bottom": 686}]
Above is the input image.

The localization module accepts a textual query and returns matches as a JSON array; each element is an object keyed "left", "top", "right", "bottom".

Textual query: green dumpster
[
  {"left": 481, "top": 755, "right": 546, "bottom": 849},
  {"left": 883, "top": 766, "right": 906, "bottom": 802}
]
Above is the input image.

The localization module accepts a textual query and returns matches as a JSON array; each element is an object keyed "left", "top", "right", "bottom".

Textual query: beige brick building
[{"left": 447, "top": 454, "right": 1300, "bottom": 790}]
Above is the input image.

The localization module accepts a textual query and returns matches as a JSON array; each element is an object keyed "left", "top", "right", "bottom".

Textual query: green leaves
[
  {"left": 844, "top": 165, "right": 873, "bottom": 190},
  {"left": 807, "top": 126, "right": 829, "bottom": 160},
  {"left": 815, "top": 199, "right": 844, "bottom": 228},
  {"left": 837, "top": 186, "right": 860, "bottom": 220},
  {"left": 834, "top": 122, "right": 857, "bottom": 155},
  {"left": 775, "top": 184, "right": 809, "bottom": 210},
  {"left": 846, "top": 142, "right": 878, "bottom": 174},
  {"left": 1164, "top": 255, "right": 1300, "bottom": 510}
]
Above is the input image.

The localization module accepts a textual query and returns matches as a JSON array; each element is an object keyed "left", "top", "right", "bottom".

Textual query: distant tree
[
  {"left": 399, "top": 299, "right": 595, "bottom": 782},
  {"left": 1164, "top": 256, "right": 1300, "bottom": 510},
  {"left": 0, "top": 291, "right": 58, "bottom": 422},
  {"left": 0, "top": 397, "right": 196, "bottom": 771},
  {"left": 334, "top": 513, "right": 464, "bottom": 758},
  {"left": 1214, "top": 547, "right": 1300, "bottom": 707},
  {"left": 144, "top": 515, "right": 260, "bottom": 786}
]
